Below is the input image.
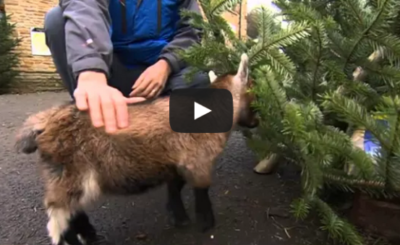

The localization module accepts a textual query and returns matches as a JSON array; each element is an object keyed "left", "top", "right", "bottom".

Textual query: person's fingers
[
  {"left": 125, "top": 97, "right": 147, "bottom": 104},
  {"left": 88, "top": 92, "right": 104, "bottom": 128},
  {"left": 131, "top": 72, "right": 146, "bottom": 91},
  {"left": 142, "top": 81, "right": 159, "bottom": 98},
  {"left": 112, "top": 91, "right": 129, "bottom": 129},
  {"left": 131, "top": 75, "right": 151, "bottom": 97},
  {"left": 74, "top": 89, "right": 88, "bottom": 111},
  {"left": 100, "top": 91, "right": 117, "bottom": 133},
  {"left": 154, "top": 86, "right": 164, "bottom": 98},
  {"left": 147, "top": 84, "right": 160, "bottom": 99}
]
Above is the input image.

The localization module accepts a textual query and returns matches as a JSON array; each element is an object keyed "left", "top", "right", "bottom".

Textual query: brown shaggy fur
[{"left": 14, "top": 54, "right": 258, "bottom": 245}]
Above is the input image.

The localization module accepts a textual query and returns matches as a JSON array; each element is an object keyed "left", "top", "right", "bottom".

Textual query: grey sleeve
[
  {"left": 158, "top": 0, "right": 202, "bottom": 74},
  {"left": 60, "top": 0, "right": 113, "bottom": 80}
]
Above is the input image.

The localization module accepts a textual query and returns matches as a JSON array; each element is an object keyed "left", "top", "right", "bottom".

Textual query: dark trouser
[{"left": 43, "top": 6, "right": 210, "bottom": 99}]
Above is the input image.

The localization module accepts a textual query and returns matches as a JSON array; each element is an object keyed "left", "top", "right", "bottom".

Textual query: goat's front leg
[
  {"left": 194, "top": 187, "right": 215, "bottom": 232},
  {"left": 166, "top": 175, "right": 190, "bottom": 228},
  {"left": 176, "top": 160, "right": 213, "bottom": 189}
]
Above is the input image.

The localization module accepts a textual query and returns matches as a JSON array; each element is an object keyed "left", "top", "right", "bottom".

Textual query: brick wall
[
  {"left": 4, "top": 0, "right": 64, "bottom": 93},
  {"left": 198, "top": 0, "right": 248, "bottom": 39},
  {"left": 222, "top": 2, "right": 247, "bottom": 39},
  {"left": 4, "top": 0, "right": 247, "bottom": 94}
]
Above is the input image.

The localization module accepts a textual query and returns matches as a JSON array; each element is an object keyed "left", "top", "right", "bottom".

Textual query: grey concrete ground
[{"left": 0, "top": 92, "right": 328, "bottom": 245}]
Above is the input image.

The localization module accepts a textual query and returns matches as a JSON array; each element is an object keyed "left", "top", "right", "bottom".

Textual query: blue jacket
[{"left": 59, "top": 0, "right": 203, "bottom": 79}]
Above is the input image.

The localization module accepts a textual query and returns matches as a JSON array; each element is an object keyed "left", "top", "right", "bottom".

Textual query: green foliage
[
  {"left": 178, "top": 0, "right": 310, "bottom": 80},
  {"left": 180, "top": 0, "right": 400, "bottom": 244},
  {"left": 314, "top": 198, "right": 363, "bottom": 245},
  {"left": 0, "top": 13, "right": 21, "bottom": 94}
]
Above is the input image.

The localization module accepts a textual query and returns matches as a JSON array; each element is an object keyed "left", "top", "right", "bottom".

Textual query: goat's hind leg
[
  {"left": 46, "top": 201, "right": 98, "bottom": 245},
  {"left": 70, "top": 211, "right": 97, "bottom": 244},
  {"left": 45, "top": 203, "right": 81, "bottom": 245},
  {"left": 44, "top": 181, "right": 99, "bottom": 245},
  {"left": 166, "top": 175, "right": 190, "bottom": 228}
]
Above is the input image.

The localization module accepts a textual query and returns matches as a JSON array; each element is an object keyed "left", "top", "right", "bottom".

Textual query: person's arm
[
  {"left": 59, "top": 0, "right": 147, "bottom": 134},
  {"left": 60, "top": 0, "right": 113, "bottom": 80},
  {"left": 158, "top": 0, "right": 203, "bottom": 74}
]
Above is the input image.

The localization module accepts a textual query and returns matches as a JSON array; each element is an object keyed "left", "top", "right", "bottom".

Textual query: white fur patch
[
  {"left": 80, "top": 170, "right": 101, "bottom": 207},
  {"left": 47, "top": 208, "right": 71, "bottom": 245}
]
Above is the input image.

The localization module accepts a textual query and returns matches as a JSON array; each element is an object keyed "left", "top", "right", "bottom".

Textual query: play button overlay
[
  {"left": 194, "top": 102, "right": 211, "bottom": 120},
  {"left": 170, "top": 88, "right": 233, "bottom": 133}
]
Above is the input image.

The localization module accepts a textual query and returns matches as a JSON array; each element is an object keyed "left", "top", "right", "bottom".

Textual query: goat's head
[
  {"left": 210, "top": 54, "right": 259, "bottom": 129},
  {"left": 233, "top": 54, "right": 259, "bottom": 129},
  {"left": 237, "top": 77, "right": 259, "bottom": 128}
]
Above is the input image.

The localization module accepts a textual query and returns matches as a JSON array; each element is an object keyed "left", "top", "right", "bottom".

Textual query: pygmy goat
[{"left": 14, "top": 53, "right": 259, "bottom": 245}]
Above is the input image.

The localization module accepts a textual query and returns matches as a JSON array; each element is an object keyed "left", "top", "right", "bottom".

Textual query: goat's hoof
[
  {"left": 166, "top": 204, "right": 191, "bottom": 228},
  {"left": 168, "top": 213, "right": 191, "bottom": 228},
  {"left": 196, "top": 213, "right": 215, "bottom": 232},
  {"left": 70, "top": 211, "right": 98, "bottom": 244},
  {"left": 86, "top": 234, "right": 109, "bottom": 245},
  {"left": 78, "top": 234, "right": 99, "bottom": 245},
  {"left": 172, "top": 218, "right": 191, "bottom": 228},
  {"left": 56, "top": 237, "right": 86, "bottom": 245},
  {"left": 74, "top": 227, "right": 98, "bottom": 244}
]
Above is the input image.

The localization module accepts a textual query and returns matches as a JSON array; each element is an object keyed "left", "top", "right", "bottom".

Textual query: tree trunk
[{"left": 0, "top": 0, "right": 5, "bottom": 19}]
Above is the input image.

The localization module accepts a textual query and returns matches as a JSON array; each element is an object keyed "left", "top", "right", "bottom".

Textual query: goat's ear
[
  {"left": 209, "top": 70, "right": 218, "bottom": 83},
  {"left": 234, "top": 53, "right": 249, "bottom": 85}
]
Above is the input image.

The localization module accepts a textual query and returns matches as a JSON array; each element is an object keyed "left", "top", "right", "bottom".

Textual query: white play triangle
[{"left": 194, "top": 102, "right": 211, "bottom": 120}]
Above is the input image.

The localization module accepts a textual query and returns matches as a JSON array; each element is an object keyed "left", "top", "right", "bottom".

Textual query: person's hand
[
  {"left": 74, "top": 71, "right": 146, "bottom": 133},
  {"left": 129, "top": 59, "right": 171, "bottom": 99}
]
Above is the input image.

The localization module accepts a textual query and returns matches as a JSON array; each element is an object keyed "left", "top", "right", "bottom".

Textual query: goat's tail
[{"left": 14, "top": 105, "right": 62, "bottom": 154}]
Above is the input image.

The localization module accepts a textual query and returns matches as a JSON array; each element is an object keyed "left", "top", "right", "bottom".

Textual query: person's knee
[
  {"left": 176, "top": 68, "right": 211, "bottom": 89},
  {"left": 162, "top": 68, "right": 210, "bottom": 95},
  {"left": 192, "top": 71, "right": 211, "bottom": 88},
  {"left": 44, "top": 6, "right": 64, "bottom": 45}
]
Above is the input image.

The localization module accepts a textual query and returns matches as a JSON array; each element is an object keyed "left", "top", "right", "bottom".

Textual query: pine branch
[
  {"left": 367, "top": 34, "right": 400, "bottom": 60},
  {"left": 249, "top": 22, "right": 310, "bottom": 73},
  {"left": 290, "top": 196, "right": 312, "bottom": 220},
  {"left": 0, "top": 14, "right": 21, "bottom": 93},
  {"left": 180, "top": 1, "right": 400, "bottom": 243},
  {"left": 301, "top": 154, "right": 324, "bottom": 196},
  {"left": 314, "top": 198, "right": 364, "bottom": 245},
  {"left": 382, "top": 99, "right": 400, "bottom": 189},
  {"left": 252, "top": 6, "right": 276, "bottom": 42},
  {"left": 321, "top": 91, "right": 391, "bottom": 150},
  {"left": 274, "top": 0, "right": 322, "bottom": 24},
  {"left": 253, "top": 66, "right": 288, "bottom": 116},
  {"left": 341, "top": 0, "right": 366, "bottom": 26},
  {"left": 343, "top": 0, "right": 399, "bottom": 69},
  {"left": 209, "top": 0, "right": 241, "bottom": 16},
  {"left": 262, "top": 49, "right": 297, "bottom": 76},
  {"left": 323, "top": 170, "right": 400, "bottom": 198},
  {"left": 311, "top": 25, "right": 323, "bottom": 101}
]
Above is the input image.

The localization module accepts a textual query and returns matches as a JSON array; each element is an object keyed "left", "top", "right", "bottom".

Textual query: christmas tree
[
  {"left": 179, "top": 0, "right": 400, "bottom": 244},
  {"left": 0, "top": 9, "right": 21, "bottom": 93}
]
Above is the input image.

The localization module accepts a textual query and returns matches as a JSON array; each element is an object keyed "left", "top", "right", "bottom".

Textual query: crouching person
[{"left": 44, "top": 0, "right": 210, "bottom": 133}]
